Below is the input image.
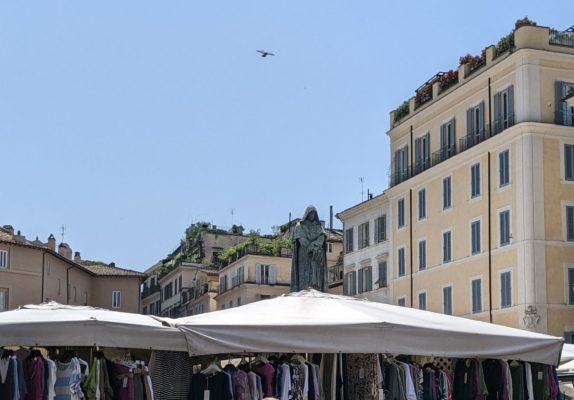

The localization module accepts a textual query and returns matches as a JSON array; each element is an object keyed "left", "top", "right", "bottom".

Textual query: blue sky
[{"left": 1, "top": 1, "right": 571, "bottom": 270}]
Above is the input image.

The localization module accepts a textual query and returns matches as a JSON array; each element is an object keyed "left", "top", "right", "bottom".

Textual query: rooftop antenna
[
  {"left": 60, "top": 225, "right": 66, "bottom": 244},
  {"left": 231, "top": 208, "right": 234, "bottom": 226},
  {"left": 359, "top": 177, "right": 365, "bottom": 201}
]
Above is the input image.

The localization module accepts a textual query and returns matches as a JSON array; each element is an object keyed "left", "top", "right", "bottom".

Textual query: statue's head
[{"left": 303, "top": 205, "right": 319, "bottom": 223}]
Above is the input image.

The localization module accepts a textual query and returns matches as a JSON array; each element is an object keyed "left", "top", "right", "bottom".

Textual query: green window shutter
[
  {"left": 507, "top": 85, "right": 514, "bottom": 126},
  {"left": 367, "top": 266, "right": 373, "bottom": 291},
  {"left": 494, "top": 92, "right": 501, "bottom": 133},
  {"left": 556, "top": 81, "right": 565, "bottom": 125},
  {"left": 255, "top": 264, "right": 262, "bottom": 284}
]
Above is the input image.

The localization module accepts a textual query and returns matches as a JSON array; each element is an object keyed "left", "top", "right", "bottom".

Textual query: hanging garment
[
  {"left": 291, "top": 362, "right": 308, "bottom": 400},
  {"left": 453, "top": 359, "right": 477, "bottom": 400},
  {"left": 224, "top": 365, "right": 249, "bottom": 400},
  {"left": 276, "top": 363, "right": 291, "bottom": 400},
  {"left": 149, "top": 351, "right": 191, "bottom": 400},
  {"left": 188, "top": 371, "right": 233, "bottom": 400},
  {"left": 44, "top": 357, "right": 57, "bottom": 400},
  {"left": 55, "top": 358, "right": 83, "bottom": 400},
  {"left": 320, "top": 354, "right": 335, "bottom": 400},
  {"left": 482, "top": 359, "right": 502, "bottom": 399},
  {"left": 0, "top": 356, "right": 15, "bottom": 400},
  {"left": 25, "top": 356, "right": 45, "bottom": 400},
  {"left": 251, "top": 362, "right": 275, "bottom": 398},
  {"left": 530, "top": 363, "right": 550, "bottom": 400},
  {"left": 109, "top": 362, "right": 135, "bottom": 400},
  {"left": 345, "top": 353, "right": 379, "bottom": 400},
  {"left": 509, "top": 362, "right": 525, "bottom": 400}
]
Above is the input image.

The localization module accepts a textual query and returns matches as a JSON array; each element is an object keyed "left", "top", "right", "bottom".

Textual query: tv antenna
[
  {"left": 231, "top": 208, "right": 234, "bottom": 226},
  {"left": 60, "top": 225, "right": 66, "bottom": 243},
  {"left": 359, "top": 177, "right": 365, "bottom": 201}
]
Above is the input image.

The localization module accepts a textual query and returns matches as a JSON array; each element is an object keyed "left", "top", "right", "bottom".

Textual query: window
[
  {"left": 501, "top": 271, "right": 512, "bottom": 308},
  {"left": 414, "top": 133, "right": 430, "bottom": 174},
  {"left": 398, "top": 248, "right": 406, "bottom": 277},
  {"left": 394, "top": 145, "right": 409, "bottom": 184},
  {"left": 568, "top": 267, "right": 574, "bottom": 305},
  {"left": 345, "top": 228, "right": 354, "bottom": 253},
  {"left": 440, "top": 118, "right": 456, "bottom": 160},
  {"left": 418, "top": 292, "right": 427, "bottom": 310},
  {"left": 237, "top": 297, "right": 241, "bottom": 307},
  {"left": 471, "top": 278, "right": 482, "bottom": 313},
  {"left": 443, "top": 176, "right": 452, "bottom": 210},
  {"left": 142, "top": 306, "right": 148, "bottom": 315},
  {"left": 471, "top": 163, "right": 481, "bottom": 198},
  {"left": 0, "top": 288, "right": 8, "bottom": 311},
  {"left": 499, "top": 150, "right": 510, "bottom": 187},
  {"left": 179, "top": 276, "right": 183, "bottom": 293},
  {"left": 418, "top": 189, "right": 426, "bottom": 220},
  {"left": 358, "top": 222, "right": 369, "bottom": 249},
  {"left": 418, "top": 240, "right": 426, "bottom": 271},
  {"left": 219, "top": 276, "right": 228, "bottom": 294},
  {"left": 0, "top": 250, "right": 7, "bottom": 268},
  {"left": 228, "top": 301, "right": 232, "bottom": 309},
  {"left": 344, "top": 271, "right": 357, "bottom": 296},
  {"left": 327, "top": 243, "right": 333, "bottom": 253},
  {"left": 163, "top": 282, "right": 173, "bottom": 300},
  {"left": 566, "top": 145, "right": 574, "bottom": 181},
  {"left": 397, "top": 297, "right": 406, "bottom": 307},
  {"left": 358, "top": 266, "right": 373, "bottom": 294},
  {"left": 466, "top": 102, "right": 485, "bottom": 148},
  {"left": 443, "top": 286, "right": 453, "bottom": 315},
  {"left": 378, "top": 261, "right": 387, "bottom": 288},
  {"left": 256, "top": 264, "right": 276, "bottom": 285},
  {"left": 443, "top": 231, "right": 452, "bottom": 263},
  {"left": 500, "top": 210, "right": 511, "bottom": 246},
  {"left": 374, "top": 215, "right": 387, "bottom": 243},
  {"left": 398, "top": 198, "right": 405, "bottom": 228},
  {"left": 471, "top": 220, "right": 481, "bottom": 255},
  {"left": 494, "top": 85, "right": 514, "bottom": 134},
  {"left": 112, "top": 291, "right": 121, "bottom": 309},
  {"left": 567, "top": 206, "right": 574, "bottom": 242},
  {"left": 555, "top": 81, "right": 574, "bottom": 126}
]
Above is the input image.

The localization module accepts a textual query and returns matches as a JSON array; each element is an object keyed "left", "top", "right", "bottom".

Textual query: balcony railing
[
  {"left": 458, "top": 125, "right": 492, "bottom": 152},
  {"left": 220, "top": 244, "right": 293, "bottom": 268},
  {"left": 550, "top": 29, "right": 574, "bottom": 48},
  {"left": 431, "top": 145, "right": 457, "bottom": 167},
  {"left": 141, "top": 284, "right": 160, "bottom": 299}
]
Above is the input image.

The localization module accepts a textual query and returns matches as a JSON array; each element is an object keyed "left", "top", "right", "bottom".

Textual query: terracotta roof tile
[{"left": 79, "top": 263, "right": 145, "bottom": 277}]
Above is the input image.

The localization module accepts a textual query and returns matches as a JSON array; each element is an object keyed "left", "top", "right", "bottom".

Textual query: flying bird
[{"left": 257, "top": 50, "right": 275, "bottom": 58}]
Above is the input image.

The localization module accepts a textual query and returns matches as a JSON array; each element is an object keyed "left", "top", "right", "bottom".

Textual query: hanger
[
  {"left": 201, "top": 359, "right": 222, "bottom": 376},
  {"left": 290, "top": 354, "right": 306, "bottom": 364},
  {"left": 1, "top": 349, "right": 14, "bottom": 359},
  {"left": 254, "top": 354, "right": 269, "bottom": 365}
]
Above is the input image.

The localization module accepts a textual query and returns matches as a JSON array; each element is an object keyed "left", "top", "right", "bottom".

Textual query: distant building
[{"left": 0, "top": 225, "right": 144, "bottom": 313}]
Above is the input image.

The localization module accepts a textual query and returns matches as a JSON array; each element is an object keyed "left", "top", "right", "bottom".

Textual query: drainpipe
[
  {"left": 410, "top": 125, "right": 414, "bottom": 177},
  {"left": 41, "top": 252, "right": 46, "bottom": 303},
  {"left": 488, "top": 151, "right": 493, "bottom": 323},
  {"left": 488, "top": 78, "right": 492, "bottom": 136},
  {"left": 409, "top": 189, "right": 414, "bottom": 307}
]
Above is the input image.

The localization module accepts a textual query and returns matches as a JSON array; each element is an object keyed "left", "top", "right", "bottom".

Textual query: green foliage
[
  {"left": 393, "top": 101, "right": 410, "bottom": 123},
  {"left": 514, "top": 17, "right": 536, "bottom": 30},
  {"left": 495, "top": 18, "right": 536, "bottom": 59}
]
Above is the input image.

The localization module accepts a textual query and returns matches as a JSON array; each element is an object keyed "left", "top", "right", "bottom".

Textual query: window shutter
[
  {"left": 256, "top": 264, "right": 262, "bottom": 284},
  {"left": 358, "top": 269, "right": 364, "bottom": 294},
  {"left": 569, "top": 269, "right": 574, "bottom": 305},
  {"left": 269, "top": 265, "right": 277, "bottom": 285},
  {"left": 566, "top": 146, "right": 574, "bottom": 181},
  {"left": 351, "top": 271, "right": 357, "bottom": 295},
  {"left": 507, "top": 86, "right": 514, "bottom": 125},
  {"left": 479, "top": 102, "right": 485, "bottom": 137},
  {"left": 466, "top": 108, "right": 473, "bottom": 144},
  {"left": 440, "top": 124, "right": 446, "bottom": 157},
  {"left": 556, "top": 81, "right": 565, "bottom": 125},
  {"left": 367, "top": 266, "right": 373, "bottom": 292},
  {"left": 343, "top": 273, "right": 349, "bottom": 296},
  {"left": 494, "top": 92, "right": 501, "bottom": 133},
  {"left": 415, "top": 138, "right": 421, "bottom": 172}
]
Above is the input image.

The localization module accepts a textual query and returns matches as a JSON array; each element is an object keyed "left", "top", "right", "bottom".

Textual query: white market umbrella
[
  {"left": 0, "top": 302, "right": 188, "bottom": 351},
  {"left": 175, "top": 289, "right": 563, "bottom": 365},
  {"left": 562, "top": 343, "right": 574, "bottom": 363}
]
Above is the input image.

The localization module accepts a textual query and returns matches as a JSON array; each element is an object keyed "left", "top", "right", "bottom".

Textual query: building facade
[
  {"left": 338, "top": 24, "right": 574, "bottom": 339},
  {"left": 0, "top": 225, "right": 144, "bottom": 313}
]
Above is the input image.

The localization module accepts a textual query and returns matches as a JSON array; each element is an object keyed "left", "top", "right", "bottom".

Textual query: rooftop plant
[
  {"left": 438, "top": 70, "right": 459, "bottom": 92},
  {"left": 393, "top": 101, "right": 410, "bottom": 123}
]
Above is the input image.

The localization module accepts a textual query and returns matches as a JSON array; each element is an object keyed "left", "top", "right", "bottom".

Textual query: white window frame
[
  {"left": 470, "top": 162, "right": 482, "bottom": 200},
  {"left": 418, "top": 238, "right": 427, "bottom": 271},
  {"left": 112, "top": 290, "right": 121, "bottom": 309},
  {"left": 397, "top": 296, "right": 406, "bottom": 307},
  {"left": 470, "top": 217, "right": 482, "bottom": 256},
  {"left": 442, "top": 228, "right": 453, "bottom": 264},
  {"left": 442, "top": 175, "right": 452, "bottom": 212},
  {"left": 498, "top": 207, "right": 512, "bottom": 247},
  {"left": 470, "top": 276, "right": 483, "bottom": 314},
  {"left": 500, "top": 269, "right": 512, "bottom": 309},
  {"left": 442, "top": 284, "right": 453, "bottom": 315},
  {"left": 418, "top": 290, "right": 427, "bottom": 311},
  {"left": 0, "top": 250, "right": 7, "bottom": 269},
  {"left": 498, "top": 148, "right": 511, "bottom": 189},
  {"left": 397, "top": 246, "right": 406, "bottom": 277}
]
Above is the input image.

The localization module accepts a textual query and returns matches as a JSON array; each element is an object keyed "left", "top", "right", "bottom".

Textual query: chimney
[
  {"left": 47, "top": 234, "right": 56, "bottom": 251},
  {"left": 13, "top": 230, "right": 26, "bottom": 243},
  {"left": 109, "top": 262, "right": 116, "bottom": 268},
  {"left": 329, "top": 206, "right": 333, "bottom": 230},
  {"left": 74, "top": 251, "right": 81, "bottom": 263},
  {"left": 58, "top": 243, "right": 72, "bottom": 259},
  {"left": 2, "top": 225, "right": 14, "bottom": 235}
]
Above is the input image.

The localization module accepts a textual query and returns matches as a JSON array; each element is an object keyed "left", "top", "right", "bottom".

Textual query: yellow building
[
  {"left": 215, "top": 244, "right": 293, "bottom": 309},
  {"left": 339, "top": 24, "right": 574, "bottom": 339}
]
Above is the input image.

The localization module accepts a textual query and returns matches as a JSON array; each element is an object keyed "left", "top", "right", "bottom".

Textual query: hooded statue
[{"left": 291, "top": 205, "right": 328, "bottom": 292}]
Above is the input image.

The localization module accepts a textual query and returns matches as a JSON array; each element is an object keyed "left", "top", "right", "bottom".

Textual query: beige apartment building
[
  {"left": 216, "top": 244, "right": 293, "bottom": 309},
  {"left": 339, "top": 24, "right": 574, "bottom": 339},
  {"left": 0, "top": 225, "right": 144, "bottom": 313}
]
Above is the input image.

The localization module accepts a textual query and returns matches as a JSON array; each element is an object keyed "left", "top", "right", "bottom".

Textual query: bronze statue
[{"left": 291, "top": 205, "right": 328, "bottom": 292}]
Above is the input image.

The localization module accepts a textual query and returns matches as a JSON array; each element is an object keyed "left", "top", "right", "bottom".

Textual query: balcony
[
  {"left": 140, "top": 284, "right": 160, "bottom": 299},
  {"left": 219, "top": 244, "right": 293, "bottom": 268},
  {"left": 549, "top": 28, "right": 574, "bottom": 47}
]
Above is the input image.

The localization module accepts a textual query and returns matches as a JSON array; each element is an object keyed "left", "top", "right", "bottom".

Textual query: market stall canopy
[
  {"left": 0, "top": 302, "right": 188, "bottom": 351},
  {"left": 175, "top": 289, "right": 563, "bottom": 365},
  {"left": 562, "top": 343, "right": 574, "bottom": 363}
]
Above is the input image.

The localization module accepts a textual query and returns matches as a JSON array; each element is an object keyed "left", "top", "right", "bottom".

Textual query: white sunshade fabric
[
  {"left": 176, "top": 289, "right": 564, "bottom": 366},
  {"left": 0, "top": 302, "right": 188, "bottom": 352}
]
